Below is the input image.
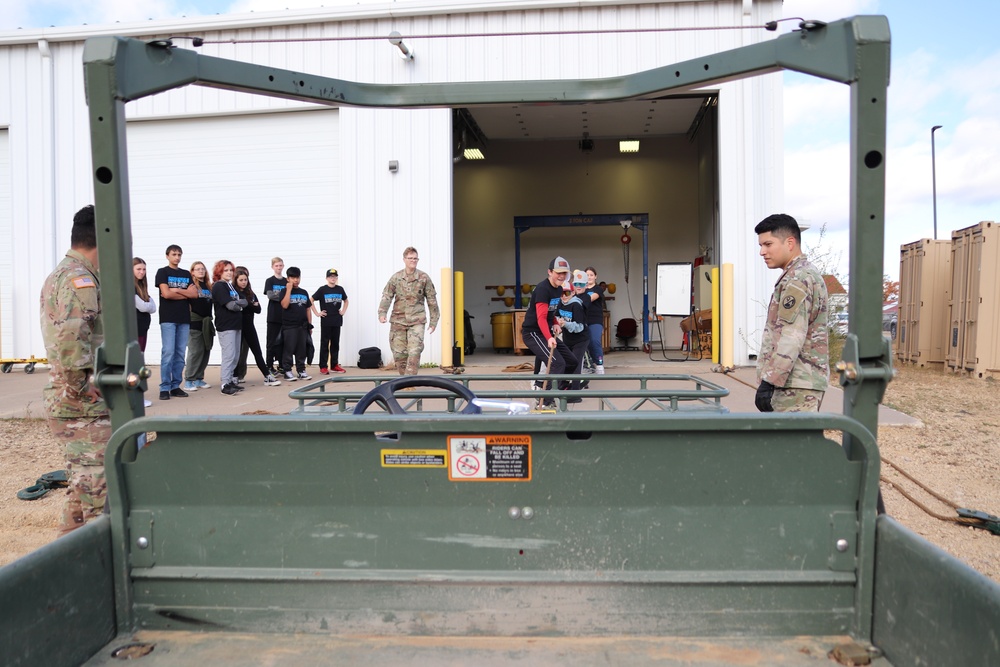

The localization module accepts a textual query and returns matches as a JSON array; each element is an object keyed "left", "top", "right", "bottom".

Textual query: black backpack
[{"left": 358, "top": 346, "right": 383, "bottom": 369}]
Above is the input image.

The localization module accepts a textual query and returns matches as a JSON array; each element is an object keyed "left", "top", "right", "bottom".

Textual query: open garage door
[{"left": 125, "top": 109, "right": 339, "bottom": 369}]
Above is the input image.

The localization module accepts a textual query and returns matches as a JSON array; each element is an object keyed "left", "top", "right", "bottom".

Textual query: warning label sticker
[
  {"left": 381, "top": 449, "right": 447, "bottom": 468},
  {"left": 447, "top": 435, "right": 531, "bottom": 482}
]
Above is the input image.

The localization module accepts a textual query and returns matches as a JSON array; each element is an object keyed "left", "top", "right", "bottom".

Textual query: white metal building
[{"left": 0, "top": 0, "right": 784, "bottom": 369}]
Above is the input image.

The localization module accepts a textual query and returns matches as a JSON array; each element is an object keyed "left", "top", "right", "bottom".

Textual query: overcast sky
[{"left": 3, "top": 0, "right": 997, "bottom": 281}]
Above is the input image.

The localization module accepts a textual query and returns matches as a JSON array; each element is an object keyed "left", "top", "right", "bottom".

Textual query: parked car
[{"left": 831, "top": 312, "right": 849, "bottom": 335}]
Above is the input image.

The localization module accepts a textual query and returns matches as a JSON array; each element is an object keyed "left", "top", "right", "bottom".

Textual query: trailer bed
[{"left": 84, "top": 632, "right": 892, "bottom": 666}]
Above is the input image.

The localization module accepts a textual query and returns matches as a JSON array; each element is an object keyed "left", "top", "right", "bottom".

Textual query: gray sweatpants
[{"left": 218, "top": 329, "right": 242, "bottom": 388}]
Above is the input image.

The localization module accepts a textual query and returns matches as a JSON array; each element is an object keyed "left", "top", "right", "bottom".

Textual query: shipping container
[
  {"left": 896, "top": 239, "right": 951, "bottom": 367},
  {"left": 946, "top": 221, "right": 1000, "bottom": 378}
]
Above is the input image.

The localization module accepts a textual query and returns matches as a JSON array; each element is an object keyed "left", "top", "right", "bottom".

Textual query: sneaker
[
  {"left": 143, "top": 399, "right": 152, "bottom": 408},
  {"left": 221, "top": 384, "right": 240, "bottom": 395},
  {"left": 264, "top": 374, "right": 282, "bottom": 387},
  {"left": 583, "top": 365, "right": 596, "bottom": 375},
  {"left": 236, "top": 378, "right": 245, "bottom": 385},
  {"left": 233, "top": 383, "right": 245, "bottom": 392},
  {"left": 170, "top": 388, "right": 189, "bottom": 398},
  {"left": 332, "top": 365, "right": 346, "bottom": 373},
  {"left": 196, "top": 380, "right": 211, "bottom": 389},
  {"left": 284, "top": 371, "right": 297, "bottom": 381},
  {"left": 319, "top": 367, "right": 329, "bottom": 375},
  {"left": 159, "top": 391, "right": 170, "bottom": 401},
  {"left": 595, "top": 365, "right": 605, "bottom": 375},
  {"left": 182, "top": 381, "right": 199, "bottom": 392},
  {"left": 298, "top": 371, "right": 312, "bottom": 381},
  {"left": 566, "top": 395, "right": 583, "bottom": 404}
]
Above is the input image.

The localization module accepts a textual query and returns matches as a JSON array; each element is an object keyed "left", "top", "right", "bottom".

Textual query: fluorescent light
[
  {"left": 464, "top": 148, "right": 485, "bottom": 160},
  {"left": 619, "top": 140, "right": 639, "bottom": 153}
]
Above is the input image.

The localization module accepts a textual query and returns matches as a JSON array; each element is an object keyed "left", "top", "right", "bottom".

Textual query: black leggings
[{"left": 237, "top": 321, "right": 269, "bottom": 379}]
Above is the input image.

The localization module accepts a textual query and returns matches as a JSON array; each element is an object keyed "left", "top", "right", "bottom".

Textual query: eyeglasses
[{"left": 405, "top": 256, "right": 419, "bottom": 261}]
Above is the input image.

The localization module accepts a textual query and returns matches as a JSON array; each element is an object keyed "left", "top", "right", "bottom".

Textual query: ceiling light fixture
[
  {"left": 464, "top": 148, "right": 485, "bottom": 160},
  {"left": 620, "top": 139, "right": 640, "bottom": 153}
]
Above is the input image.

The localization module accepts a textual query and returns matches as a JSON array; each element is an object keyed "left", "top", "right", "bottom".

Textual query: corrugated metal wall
[{"left": 0, "top": 0, "right": 782, "bottom": 363}]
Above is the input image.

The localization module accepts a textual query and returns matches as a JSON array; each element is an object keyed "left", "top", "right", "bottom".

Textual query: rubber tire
[
  {"left": 25, "top": 363, "right": 35, "bottom": 374},
  {"left": 17, "top": 484, "right": 50, "bottom": 501},
  {"left": 1, "top": 363, "right": 12, "bottom": 373}
]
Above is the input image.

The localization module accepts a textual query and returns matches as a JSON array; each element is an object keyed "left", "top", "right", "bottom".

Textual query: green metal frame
[
  {"left": 81, "top": 16, "right": 892, "bottom": 644},
  {"left": 288, "top": 373, "right": 730, "bottom": 413},
  {"left": 83, "top": 16, "right": 892, "bottom": 439}
]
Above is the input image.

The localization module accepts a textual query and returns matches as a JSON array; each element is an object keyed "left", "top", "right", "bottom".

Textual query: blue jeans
[
  {"left": 160, "top": 322, "right": 190, "bottom": 392},
  {"left": 587, "top": 323, "right": 604, "bottom": 366}
]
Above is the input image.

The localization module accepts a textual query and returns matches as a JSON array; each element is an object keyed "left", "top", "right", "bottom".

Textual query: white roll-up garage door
[
  {"left": 126, "top": 109, "right": 339, "bottom": 373},
  {"left": 0, "top": 129, "right": 12, "bottom": 358}
]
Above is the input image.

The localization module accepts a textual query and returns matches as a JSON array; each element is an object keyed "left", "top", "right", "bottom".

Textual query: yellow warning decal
[
  {"left": 447, "top": 435, "right": 532, "bottom": 482},
  {"left": 381, "top": 449, "right": 447, "bottom": 468}
]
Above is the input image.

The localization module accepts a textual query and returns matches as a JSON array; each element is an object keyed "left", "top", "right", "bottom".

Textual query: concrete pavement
[{"left": 0, "top": 350, "right": 919, "bottom": 426}]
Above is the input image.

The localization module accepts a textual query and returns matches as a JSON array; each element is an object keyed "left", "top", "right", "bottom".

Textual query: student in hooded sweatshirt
[
  {"left": 234, "top": 266, "right": 281, "bottom": 387},
  {"left": 559, "top": 270, "right": 590, "bottom": 390},
  {"left": 279, "top": 266, "right": 313, "bottom": 382},
  {"left": 183, "top": 260, "right": 214, "bottom": 392},
  {"left": 211, "top": 260, "right": 246, "bottom": 395}
]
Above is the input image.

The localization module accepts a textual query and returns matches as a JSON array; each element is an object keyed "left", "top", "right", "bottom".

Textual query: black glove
[{"left": 755, "top": 381, "right": 775, "bottom": 412}]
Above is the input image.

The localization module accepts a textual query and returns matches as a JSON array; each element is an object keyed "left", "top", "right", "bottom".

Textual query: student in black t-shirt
[
  {"left": 312, "top": 269, "right": 349, "bottom": 374},
  {"left": 280, "top": 266, "right": 314, "bottom": 381},
  {"left": 520, "top": 256, "right": 581, "bottom": 403},
  {"left": 263, "top": 257, "right": 287, "bottom": 374},
  {"left": 154, "top": 245, "right": 198, "bottom": 401}
]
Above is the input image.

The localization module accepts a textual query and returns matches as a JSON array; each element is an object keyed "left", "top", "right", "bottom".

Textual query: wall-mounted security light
[
  {"left": 388, "top": 31, "right": 414, "bottom": 60},
  {"left": 619, "top": 139, "right": 640, "bottom": 153},
  {"left": 388, "top": 160, "right": 399, "bottom": 172}
]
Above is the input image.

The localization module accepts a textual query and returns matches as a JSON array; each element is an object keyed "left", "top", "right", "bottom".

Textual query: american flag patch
[{"left": 72, "top": 276, "right": 96, "bottom": 289}]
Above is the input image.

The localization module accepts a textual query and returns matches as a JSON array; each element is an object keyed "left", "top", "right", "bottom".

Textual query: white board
[{"left": 655, "top": 262, "right": 692, "bottom": 317}]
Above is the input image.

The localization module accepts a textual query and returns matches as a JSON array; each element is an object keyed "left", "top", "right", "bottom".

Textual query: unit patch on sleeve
[{"left": 778, "top": 283, "right": 807, "bottom": 323}]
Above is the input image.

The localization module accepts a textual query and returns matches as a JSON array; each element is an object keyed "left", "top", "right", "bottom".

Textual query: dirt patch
[
  {"left": 2, "top": 366, "right": 999, "bottom": 582},
  {"left": 877, "top": 365, "right": 1000, "bottom": 582},
  {"left": 0, "top": 419, "right": 64, "bottom": 563}
]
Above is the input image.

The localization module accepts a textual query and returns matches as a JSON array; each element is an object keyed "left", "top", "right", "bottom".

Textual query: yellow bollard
[
  {"left": 455, "top": 271, "right": 465, "bottom": 366},
  {"left": 440, "top": 268, "right": 454, "bottom": 369},
  {"left": 721, "top": 263, "right": 734, "bottom": 369},
  {"left": 711, "top": 266, "right": 720, "bottom": 364}
]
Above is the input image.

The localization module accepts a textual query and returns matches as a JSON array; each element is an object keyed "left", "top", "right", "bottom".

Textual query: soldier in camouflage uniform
[
  {"left": 754, "top": 213, "right": 829, "bottom": 412},
  {"left": 39, "top": 204, "right": 112, "bottom": 534},
  {"left": 378, "top": 247, "right": 440, "bottom": 375}
]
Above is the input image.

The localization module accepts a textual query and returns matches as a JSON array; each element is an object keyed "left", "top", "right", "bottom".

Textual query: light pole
[{"left": 931, "top": 125, "right": 942, "bottom": 239}]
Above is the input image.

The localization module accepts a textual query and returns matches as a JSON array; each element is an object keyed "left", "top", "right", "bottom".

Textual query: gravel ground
[{"left": 2, "top": 364, "right": 998, "bottom": 582}]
